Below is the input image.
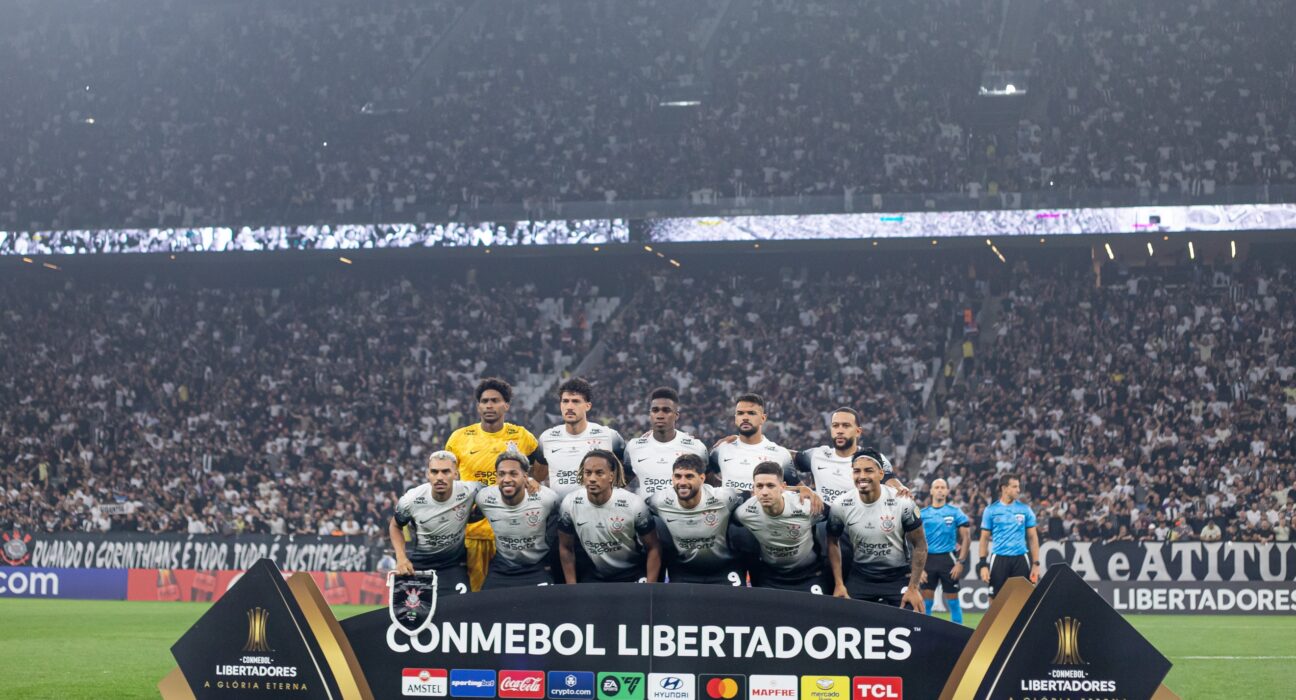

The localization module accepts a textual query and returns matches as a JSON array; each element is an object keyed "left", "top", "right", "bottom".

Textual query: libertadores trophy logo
[
  {"left": 389, "top": 571, "right": 439, "bottom": 636},
  {"left": 243, "top": 607, "right": 273, "bottom": 653},
  {"left": 1052, "top": 617, "right": 1085, "bottom": 666}
]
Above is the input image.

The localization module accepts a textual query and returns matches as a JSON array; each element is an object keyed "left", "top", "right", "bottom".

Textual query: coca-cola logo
[{"left": 499, "top": 671, "right": 545, "bottom": 698}]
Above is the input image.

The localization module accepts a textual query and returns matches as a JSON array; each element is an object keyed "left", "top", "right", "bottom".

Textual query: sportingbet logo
[
  {"left": 648, "top": 673, "right": 696, "bottom": 700},
  {"left": 402, "top": 668, "right": 447, "bottom": 697},
  {"left": 800, "top": 676, "right": 848, "bottom": 700},
  {"left": 499, "top": 671, "right": 545, "bottom": 699},
  {"left": 851, "top": 677, "right": 902, "bottom": 700},
  {"left": 449, "top": 669, "right": 497, "bottom": 698},
  {"left": 748, "top": 675, "right": 797, "bottom": 700}
]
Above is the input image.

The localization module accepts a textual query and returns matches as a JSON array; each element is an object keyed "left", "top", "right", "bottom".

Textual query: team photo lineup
[
  {"left": 6, "top": 0, "right": 1296, "bottom": 696},
  {"left": 391, "top": 376, "right": 1035, "bottom": 617}
]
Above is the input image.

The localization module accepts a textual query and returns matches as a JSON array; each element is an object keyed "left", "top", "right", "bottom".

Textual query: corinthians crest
[{"left": 389, "top": 571, "right": 439, "bottom": 636}]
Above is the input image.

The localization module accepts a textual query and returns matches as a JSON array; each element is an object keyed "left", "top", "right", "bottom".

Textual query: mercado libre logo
[{"left": 1, "top": 530, "right": 32, "bottom": 566}]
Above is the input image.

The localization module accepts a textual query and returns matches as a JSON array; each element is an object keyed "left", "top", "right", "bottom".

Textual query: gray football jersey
[
  {"left": 647, "top": 485, "right": 743, "bottom": 572},
  {"left": 536, "top": 422, "right": 627, "bottom": 497},
  {"left": 474, "top": 485, "right": 561, "bottom": 574},
  {"left": 393, "top": 481, "right": 483, "bottom": 569},
  {"left": 827, "top": 485, "right": 922, "bottom": 582},
  {"left": 709, "top": 438, "right": 794, "bottom": 491},
  {"left": 734, "top": 492, "right": 822, "bottom": 573},
  {"left": 794, "top": 446, "right": 855, "bottom": 503},
  {"left": 558, "top": 487, "right": 654, "bottom": 577},
  {"left": 625, "top": 431, "right": 708, "bottom": 496}
]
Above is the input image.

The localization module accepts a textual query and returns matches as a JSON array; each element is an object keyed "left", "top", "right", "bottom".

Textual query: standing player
[
  {"left": 531, "top": 377, "right": 628, "bottom": 497},
  {"left": 920, "top": 478, "right": 971, "bottom": 622},
  {"left": 977, "top": 474, "right": 1041, "bottom": 597},
  {"left": 558, "top": 449, "right": 662, "bottom": 583},
  {"left": 792, "top": 408, "right": 911, "bottom": 501},
  {"left": 826, "top": 450, "right": 926, "bottom": 609},
  {"left": 709, "top": 394, "right": 793, "bottom": 491},
  {"left": 734, "top": 462, "right": 827, "bottom": 592},
  {"left": 474, "top": 451, "right": 562, "bottom": 589},
  {"left": 444, "top": 378, "right": 539, "bottom": 590},
  {"left": 647, "top": 454, "right": 745, "bottom": 584},
  {"left": 624, "top": 387, "right": 708, "bottom": 496},
  {"left": 390, "top": 451, "right": 482, "bottom": 596}
]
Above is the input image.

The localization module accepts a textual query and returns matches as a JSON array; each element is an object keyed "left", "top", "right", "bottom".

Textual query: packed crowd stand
[
  {"left": 3, "top": 0, "right": 1294, "bottom": 231},
  {"left": 3, "top": 257, "right": 1291, "bottom": 545}
]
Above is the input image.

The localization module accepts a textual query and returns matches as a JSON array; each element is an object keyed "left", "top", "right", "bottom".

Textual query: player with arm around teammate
[{"left": 647, "top": 453, "right": 747, "bottom": 585}]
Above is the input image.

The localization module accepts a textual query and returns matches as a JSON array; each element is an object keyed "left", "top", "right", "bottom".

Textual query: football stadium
[{"left": 2, "top": 1, "right": 1294, "bottom": 698}]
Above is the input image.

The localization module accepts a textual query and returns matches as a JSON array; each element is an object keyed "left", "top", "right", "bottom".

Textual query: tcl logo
[
  {"left": 851, "top": 678, "right": 901, "bottom": 700},
  {"left": 499, "top": 671, "right": 545, "bottom": 699}
]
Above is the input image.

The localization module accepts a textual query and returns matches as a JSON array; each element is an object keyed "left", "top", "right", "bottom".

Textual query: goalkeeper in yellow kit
[{"left": 443, "top": 378, "right": 538, "bottom": 590}]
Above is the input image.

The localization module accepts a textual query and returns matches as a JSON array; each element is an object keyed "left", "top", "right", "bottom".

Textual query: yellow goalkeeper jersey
[{"left": 445, "top": 422, "right": 538, "bottom": 486}]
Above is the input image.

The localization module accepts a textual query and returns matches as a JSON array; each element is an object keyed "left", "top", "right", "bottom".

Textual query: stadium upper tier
[
  {"left": 2, "top": 0, "right": 1294, "bottom": 230},
  {"left": 1, "top": 252, "right": 1291, "bottom": 546}
]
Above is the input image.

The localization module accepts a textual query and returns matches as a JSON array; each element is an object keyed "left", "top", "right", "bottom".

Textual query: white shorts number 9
[
  {"left": 810, "top": 584, "right": 824, "bottom": 595},
  {"left": 727, "top": 571, "right": 743, "bottom": 587}
]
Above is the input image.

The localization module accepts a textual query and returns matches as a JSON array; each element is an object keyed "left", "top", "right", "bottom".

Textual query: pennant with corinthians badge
[{"left": 388, "top": 570, "right": 438, "bottom": 636}]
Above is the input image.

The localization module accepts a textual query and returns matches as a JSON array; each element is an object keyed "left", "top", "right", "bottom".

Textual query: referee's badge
[{"left": 1015, "top": 514, "right": 1026, "bottom": 525}]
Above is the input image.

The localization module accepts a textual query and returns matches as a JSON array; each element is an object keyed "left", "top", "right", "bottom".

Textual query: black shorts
[
  {"left": 921, "top": 552, "right": 962, "bottom": 593},
  {"left": 988, "top": 553, "right": 1031, "bottom": 597},
  {"left": 752, "top": 566, "right": 827, "bottom": 594},
  {"left": 846, "top": 576, "right": 908, "bottom": 606},
  {"left": 667, "top": 565, "right": 745, "bottom": 586},
  {"left": 482, "top": 565, "right": 553, "bottom": 590},
  {"left": 406, "top": 561, "right": 470, "bottom": 596},
  {"left": 583, "top": 566, "right": 647, "bottom": 584}
]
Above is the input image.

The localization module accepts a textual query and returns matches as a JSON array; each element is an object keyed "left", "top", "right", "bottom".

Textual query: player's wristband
[
  {"left": 976, "top": 562, "right": 990, "bottom": 574},
  {"left": 1032, "top": 560, "right": 1040, "bottom": 565}
]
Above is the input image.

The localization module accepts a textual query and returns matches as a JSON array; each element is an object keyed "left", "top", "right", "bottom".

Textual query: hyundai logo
[{"left": 659, "top": 678, "right": 683, "bottom": 691}]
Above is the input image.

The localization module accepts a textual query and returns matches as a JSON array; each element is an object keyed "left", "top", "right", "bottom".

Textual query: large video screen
[
  {"left": 0, "top": 219, "right": 628, "bottom": 255},
  {"left": 645, "top": 204, "right": 1296, "bottom": 241}
]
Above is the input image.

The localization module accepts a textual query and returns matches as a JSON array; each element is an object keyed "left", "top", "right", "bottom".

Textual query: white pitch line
[{"left": 1176, "top": 656, "right": 1296, "bottom": 660}]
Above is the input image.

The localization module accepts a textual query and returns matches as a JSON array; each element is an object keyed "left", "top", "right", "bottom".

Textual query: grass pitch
[{"left": 0, "top": 599, "right": 1289, "bottom": 698}]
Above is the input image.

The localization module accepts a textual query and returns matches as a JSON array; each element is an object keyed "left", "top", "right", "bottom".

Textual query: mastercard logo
[{"left": 705, "top": 678, "right": 740, "bottom": 700}]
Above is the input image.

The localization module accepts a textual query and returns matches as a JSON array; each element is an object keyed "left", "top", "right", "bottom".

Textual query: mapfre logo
[
  {"left": 499, "top": 671, "right": 546, "bottom": 699},
  {"left": 402, "top": 668, "right": 448, "bottom": 697},
  {"left": 748, "top": 675, "right": 797, "bottom": 700},
  {"left": 851, "top": 677, "right": 901, "bottom": 700}
]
